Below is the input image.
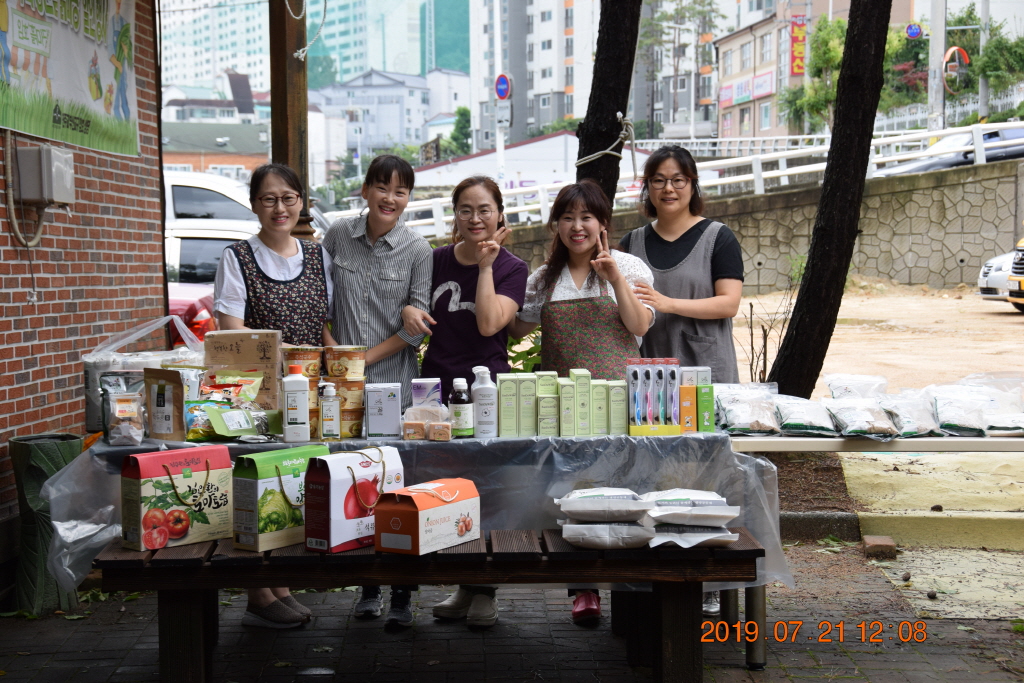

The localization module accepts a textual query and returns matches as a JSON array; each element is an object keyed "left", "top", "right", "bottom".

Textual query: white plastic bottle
[
  {"left": 320, "top": 383, "right": 341, "bottom": 441},
  {"left": 283, "top": 364, "right": 311, "bottom": 442},
  {"left": 471, "top": 365, "right": 498, "bottom": 439}
]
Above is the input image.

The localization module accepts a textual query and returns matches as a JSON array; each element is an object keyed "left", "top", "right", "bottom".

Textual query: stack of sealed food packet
[
  {"left": 713, "top": 372, "right": 1024, "bottom": 440},
  {"left": 554, "top": 487, "right": 741, "bottom": 550}
]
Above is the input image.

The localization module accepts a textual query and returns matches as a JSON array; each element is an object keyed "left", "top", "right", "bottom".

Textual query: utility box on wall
[{"left": 17, "top": 145, "right": 76, "bottom": 205}]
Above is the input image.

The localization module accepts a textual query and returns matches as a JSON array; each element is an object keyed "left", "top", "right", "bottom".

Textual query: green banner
[{"left": 0, "top": 0, "right": 139, "bottom": 156}]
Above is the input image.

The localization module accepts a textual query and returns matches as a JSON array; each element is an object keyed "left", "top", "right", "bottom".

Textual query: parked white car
[{"left": 977, "top": 251, "right": 1015, "bottom": 305}]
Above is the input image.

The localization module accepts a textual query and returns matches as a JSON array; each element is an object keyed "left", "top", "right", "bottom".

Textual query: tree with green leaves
[
  {"left": 448, "top": 106, "right": 472, "bottom": 156},
  {"left": 778, "top": 16, "right": 846, "bottom": 132},
  {"left": 526, "top": 117, "right": 582, "bottom": 139},
  {"left": 306, "top": 23, "right": 338, "bottom": 90}
]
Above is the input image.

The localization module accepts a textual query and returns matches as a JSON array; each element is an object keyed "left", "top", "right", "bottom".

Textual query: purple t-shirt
[{"left": 421, "top": 244, "right": 528, "bottom": 401}]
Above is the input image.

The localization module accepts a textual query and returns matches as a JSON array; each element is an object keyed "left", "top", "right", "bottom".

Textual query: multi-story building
[
  {"left": 714, "top": 0, "right": 914, "bottom": 138},
  {"left": 426, "top": 68, "right": 471, "bottom": 119}
]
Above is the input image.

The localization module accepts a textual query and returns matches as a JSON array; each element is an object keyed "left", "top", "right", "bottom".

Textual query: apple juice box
[
  {"left": 608, "top": 380, "right": 628, "bottom": 435},
  {"left": 591, "top": 379, "right": 609, "bottom": 435},
  {"left": 697, "top": 385, "right": 715, "bottom": 432},
  {"left": 537, "top": 394, "right": 559, "bottom": 437},
  {"left": 497, "top": 373, "right": 518, "bottom": 438},
  {"left": 557, "top": 378, "right": 575, "bottom": 437},
  {"left": 535, "top": 371, "right": 559, "bottom": 397},
  {"left": 517, "top": 373, "right": 538, "bottom": 438},
  {"left": 304, "top": 446, "right": 404, "bottom": 553},
  {"left": 569, "top": 369, "right": 591, "bottom": 436},
  {"left": 233, "top": 444, "right": 329, "bottom": 552},
  {"left": 121, "top": 445, "right": 233, "bottom": 551}
]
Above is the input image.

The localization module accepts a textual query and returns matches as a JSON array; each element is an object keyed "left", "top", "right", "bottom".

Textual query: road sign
[
  {"left": 496, "top": 101, "right": 512, "bottom": 128},
  {"left": 495, "top": 74, "right": 512, "bottom": 100},
  {"left": 906, "top": 23, "right": 922, "bottom": 39}
]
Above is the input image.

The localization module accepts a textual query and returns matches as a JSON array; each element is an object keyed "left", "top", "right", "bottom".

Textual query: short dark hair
[
  {"left": 364, "top": 154, "right": 416, "bottom": 191},
  {"left": 249, "top": 163, "right": 304, "bottom": 204},
  {"left": 541, "top": 179, "right": 612, "bottom": 294},
  {"left": 638, "top": 145, "right": 703, "bottom": 218},
  {"left": 450, "top": 175, "right": 505, "bottom": 243}
]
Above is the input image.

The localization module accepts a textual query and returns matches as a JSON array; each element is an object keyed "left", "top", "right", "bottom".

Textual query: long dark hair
[
  {"left": 450, "top": 175, "right": 505, "bottom": 244},
  {"left": 249, "top": 163, "right": 304, "bottom": 204},
  {"left": 363, "top": 154, "right": 416, "bottom": 191},
  {"left": 638, "top": 145, "right": 703, "bottom": 218},
  {"left": 540, "top": 179, "right": 611, "bottom": 294}
]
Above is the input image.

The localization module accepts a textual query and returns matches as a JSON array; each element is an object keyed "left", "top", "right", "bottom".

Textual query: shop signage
[
  {"left": 752, "top": 72, "right": 774, "bottom": 99},
  {"left": 790, "top": 15, "right": 807, "bottom": 77},
  {"left": 734, "top": 79, "right": 753, "bottom": 104},
  {"left": 718, "top": 84, "right": 733, "bottom": 107}
]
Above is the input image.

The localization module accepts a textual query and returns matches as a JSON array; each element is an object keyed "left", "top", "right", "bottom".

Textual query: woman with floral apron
[{"left": 508, "top": 179, "right": 655, "bottom": 624}]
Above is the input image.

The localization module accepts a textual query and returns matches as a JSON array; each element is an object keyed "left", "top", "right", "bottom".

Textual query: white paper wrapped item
[
  {"left": 554, "top": 487, "right": 654, "bottom": 522},
  {"left": 639, "top": 489, "right": 740, "bottom": 526},
  {"left": 561, "top": 520, "right": 657, "bottom": 549},
  {"left": 648, "top": 525, "right": 740, "bottom": 548}
]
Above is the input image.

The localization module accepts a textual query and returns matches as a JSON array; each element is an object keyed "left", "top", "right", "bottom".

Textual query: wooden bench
[{"left": 95, "top": 527, "right": 764, "bottom": 683}]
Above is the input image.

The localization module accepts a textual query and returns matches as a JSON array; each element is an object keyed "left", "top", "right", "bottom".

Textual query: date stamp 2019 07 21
[{"left": 702, "top": 620, "right": 929, "bottom": 644}]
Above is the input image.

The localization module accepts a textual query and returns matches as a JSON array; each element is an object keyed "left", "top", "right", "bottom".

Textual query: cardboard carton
[
  {"left": 591, "top": 379, "right": 609, "bottom": 435},
  {"left": 680, "top": 385, "right": 698, "bottom": 433},
  {"left": 233, "top": 445, "right": 329, "bottom": 551},
  {"left": 569, "top": 369, "right": 591, "bottom": 436},
  {"left": 304, "top": 446, "right": 405, "bottom": 553},
  {"left": 144, "top": 368, "right": 186, "bottom": 442},
  {"left": 535, "top": 371, "right": 559, "bottom": 397},
  {"left": 365, "top": 383, "right": 402, "bottom": 438},
  {"left": 374, "top": 478, "right": 480, "bottom": 555},
  {"left": 608, "top": 380, "right": 628, "bottom": 435},
  {"left": 697, "top": 385, "right": 715, "bottom": 432},
  {"left": 207, "top": 364, "right": 281, "bottom": 410},
  {"left": 497, "top": 373, "right": 518, "bottom": 437},
  {"left": 517, "top": 373, "right": 537, "bottom": 438},
  {"left": 537, "top": 394, "right": 559, "bottom": 437},
  {"left": 204, "top": 330, "right": 281, "bottom": 367},
  {"left": 557, "top": 378, "right": 575, "bottom": 437}
]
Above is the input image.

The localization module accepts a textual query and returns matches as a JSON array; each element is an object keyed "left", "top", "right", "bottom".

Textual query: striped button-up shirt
[{"left": 323, "top": 214, "right": 432, "bottom": 406}]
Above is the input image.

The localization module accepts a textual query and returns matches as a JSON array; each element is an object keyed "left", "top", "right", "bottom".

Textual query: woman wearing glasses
[
  {"left": 213, "top": 164, "right": 335, "bottom": 629},
  {"left": 621, "top": 145, "right": 742, "bottom": 385}
]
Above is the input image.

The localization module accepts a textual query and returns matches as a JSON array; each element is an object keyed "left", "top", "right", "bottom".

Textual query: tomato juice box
[
  {"left": 374, "top": 478, "right": 480, "bottom": 555},
  {"left": 121, "top": 445, "right": 233, "bottom": 551},
  {"left": 232, "top": 445, "right": 329, "bottom": 552},
  {"left": 303, "top": 446, "right": 404, "bottom": 553}
]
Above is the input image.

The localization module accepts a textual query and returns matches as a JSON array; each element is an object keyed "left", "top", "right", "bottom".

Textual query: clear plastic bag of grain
[
  {"left": 824, "top": 373, "right": 888, "bottom": 399},
  {"left": 877, "top": 394, "right": 941, "bottom": 438},
  {"left": 821, "top": 397, "right": 899, "bottom": 441},
  {"left": 716, "top": 387, "right": 781, "bottom": 436},
  {"left": 773, "top": 395, "right": 838, "bottom": 437}
]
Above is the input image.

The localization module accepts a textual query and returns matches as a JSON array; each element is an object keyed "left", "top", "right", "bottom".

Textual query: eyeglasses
[
  {"left": 648, "top": 176, "right": 690, "bottom": 190},
  {"left": 258, "top": 193, "right": 301, "bottom": 208},
  {"left": 456, "top": 208, "right": 494, "bottom": 220}
]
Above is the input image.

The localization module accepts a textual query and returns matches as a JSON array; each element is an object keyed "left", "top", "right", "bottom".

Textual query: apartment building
[{"left": 310, "top": 70, "right": 432, "bottom": 149}]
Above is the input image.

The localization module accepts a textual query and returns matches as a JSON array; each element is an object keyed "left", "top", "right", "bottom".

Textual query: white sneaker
[
  {"left": 432, "top": 588, "right": 474, "bottom": 619},
  {"left": 466, "top": 593, "right": 498, "bottom": 627},
  {"left": 702, "top": 591, "right": 720, "bottom": 617}
]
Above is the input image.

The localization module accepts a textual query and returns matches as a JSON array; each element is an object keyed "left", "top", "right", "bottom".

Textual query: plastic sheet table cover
[{"left": 43, "top": 433, "right": 792, "bottom": 592}]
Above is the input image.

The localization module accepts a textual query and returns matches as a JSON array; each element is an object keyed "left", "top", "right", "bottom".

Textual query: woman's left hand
[
  {"left": 590, "top": 231, "right": 623, "bottom": 284},
  {"left": 477, "top": 226, "right": 510, "bottom": 269},
  {"left": 633, "top": 282, "right": 672, "bottom": 312}
]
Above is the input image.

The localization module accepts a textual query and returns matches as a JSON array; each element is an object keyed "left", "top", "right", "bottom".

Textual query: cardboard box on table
[
  {"left": 204, "top": 330, "right": 282, "bottom": 366},
  {"left": 206, "top": 364, "right": 281, "bottom": 410},
  {"left": 121, "top": 445, "right": 233, "bottom": 551},
  {"left": 304, "top": 447, "right": 404, "bottom": 553},
  {"left": 374, "top": 478, "right": 481, "bottom": 555},
  {"left": 233, "top": 445, "right": 329, "bottom": 552}
]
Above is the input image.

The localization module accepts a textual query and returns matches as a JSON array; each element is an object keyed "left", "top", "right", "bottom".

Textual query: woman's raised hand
[
  {"left": 401, "top": 304, "right": 436, "bottom": 337},
  {"left": 633, "top": 282, "right": 671, "bottom": 312},
  {"left": 590, "top": 230, "right": 623, "bottom": 284},
  {"left": 477, "top": 226, "right": 510, "bottom": 269}
]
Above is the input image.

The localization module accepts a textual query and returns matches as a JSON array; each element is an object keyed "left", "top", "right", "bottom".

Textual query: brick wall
[{"left": 0, "top": 0, "right": 164, "bottom": 525}]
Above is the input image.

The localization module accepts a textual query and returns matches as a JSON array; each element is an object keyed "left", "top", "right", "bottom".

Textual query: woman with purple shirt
[
  {"left": 404, "top": 176, "right": 528, "bottom": 401},
  {"left": 401, "top": 176, "right": 527, "bottom": 628}
]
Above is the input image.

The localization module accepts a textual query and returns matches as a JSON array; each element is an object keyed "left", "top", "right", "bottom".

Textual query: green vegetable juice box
[
  {"left": 697, "top": 385, "right": 715, "bottom": 432},
  {"left": 233, "top": 444, "right": 329, "bottom": 551},
  {"left": 537, "top": 394, "right": 559, "bottom": 437},
  {"left": 608, "top": 380, "right": 628, "bottom": 435},
  {"left": 569, "top": 369, "right": 591, "bottom": 436},
  {"left": 535, "top": 371, "right": 559, "bottom": 397},
  {"left": 590, "top": 379, "right": 609, "bottom": 435},
  {"left": 497, "top": 373, "right": 518, "bottom": 438},
  {"left": 557, "top": 378, "right": 575, "bottom": 437},
  {"left": 517, "top": 373, "right": 538, "bottom": 438}
]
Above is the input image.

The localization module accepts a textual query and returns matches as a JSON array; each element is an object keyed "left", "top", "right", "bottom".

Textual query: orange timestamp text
[{"left": 701, "top": 620, "right": 929, "bottom": 643}]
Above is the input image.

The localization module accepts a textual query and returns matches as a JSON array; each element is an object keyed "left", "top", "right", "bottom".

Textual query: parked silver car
[{"left": 977, "top": 251, "right": 1016, "bottom": 307}]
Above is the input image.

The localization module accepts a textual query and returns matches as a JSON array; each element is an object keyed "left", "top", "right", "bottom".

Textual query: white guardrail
[{"left": 323, "top": 122, "right": 1024, "bottom": 239}]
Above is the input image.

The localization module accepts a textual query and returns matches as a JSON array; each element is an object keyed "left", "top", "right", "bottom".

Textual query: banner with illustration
[{"left": 0, "top": 0, "right": 139, "bottom": 156}]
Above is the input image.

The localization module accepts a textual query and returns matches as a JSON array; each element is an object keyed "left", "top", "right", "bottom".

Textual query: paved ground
[{"left": 0, "top": 546, "right": 1021, "bottom": 682}]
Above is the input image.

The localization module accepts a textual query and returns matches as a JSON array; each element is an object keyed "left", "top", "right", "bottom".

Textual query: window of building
[
  {"left": 565, "top": 37, "right": 573, "bottom": 56},
  {"left": 528, "top": 43, "right": 534, "bottom": 60},
  {"left": 541, "top": 39, "right": 552, "bottom": 50},
  {"left": 565, "top": 66, "right": 574, "bottom": 86},
  {"left": 654, "top": 110, "right": 662, "bottom": 122},
  {"left": 528, "top": 99, "right": 535, "bottom": 117},
  {"left": 219, "top": 109, "right": 234, "bottom": 118},
  {"left": 723, "top": 111, "right": 733, "bottom": 136},
  {"left": 527, "top": 15, "right": 534, "bottom": 33},
  {"left": 527, "top": 71, "right": 535, "bottom": 88},
  {"left": 739, "top": 106, "right": 751, "bottom": 134},
  {"left": 566, "top": 94, "right": 573, "bottom": 115},
  {"left": 760, "top": 33, "right": 772, "bottom": 64},
  {"left": 700, "top": 75, "right": 711, "bottom": 100},
  {"left": 565, "top": 7, "right": 573, "bottom": 27},
  {"left": 540, "top": 10, "right": 552, "bottom": 21},
  {"left": 740, "top": 42, "right": 752, "bottom": 70},
  {"left": 777, "top": 27, "right": 789, "bottom": 90},
  {"left": 540, "top": 95, "right": 550, "bottom": 107},
  {"left": 760, "top": 102, "right": 771, "bottom": 130},
  {"left": 723, "top": 49, "right": 733, "bottom": 76},
  {"left": 677, "top": 76, "right": 686, "bottom": 91},
  {"left": 541, "top": 67, "right": 553, "bottom": 78}
]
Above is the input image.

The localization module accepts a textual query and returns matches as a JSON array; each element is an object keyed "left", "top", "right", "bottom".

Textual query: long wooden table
[{"left": 95, "top": 528, "right": 764, "bottom": 683}]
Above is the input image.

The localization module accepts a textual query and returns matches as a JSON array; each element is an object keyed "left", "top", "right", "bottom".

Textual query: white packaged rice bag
[
  {"left": 984, "top": 413, "right": 1024, "bottom": 437},
  {"left": 648, "top": 525, "right": 740, "bottom": 549},
  {"left": 877, "top": 395, "right": 941, "bottom": 438},
  {"left": 822, "top": 398, "right": 899, "bottom": 440},
  {"left": 716, "top": 388, "right": 781, "bottom": 435},
  {"left": 561, "top": 521, "right": 657, "bottom": 549},
  {"left": 924, "top": 384, "right": 1014, "bottom": 437},
  {"left": 554, "top": 488, "right": 654, "bottom": 522},
  {"left": 774, "top": 395, "right": 838, "bottom": 437},
  {"left": 824, "top": 374, "right": 888, "bottom": 399},
  {"left": 639, "top": 489, "right": 740, "bottom": 527}
]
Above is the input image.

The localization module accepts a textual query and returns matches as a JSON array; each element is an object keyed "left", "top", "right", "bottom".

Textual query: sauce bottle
[{"left": 449, "top": 378, "right": 474, "bottom": 438}]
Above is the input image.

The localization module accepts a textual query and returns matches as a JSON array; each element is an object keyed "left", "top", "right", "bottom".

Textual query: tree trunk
[
  {"left": 576, "top": 0, "right": 644, "bottom": 201},
  {"left": 767, "top": 0, "right": 893, "bottom": 398}
]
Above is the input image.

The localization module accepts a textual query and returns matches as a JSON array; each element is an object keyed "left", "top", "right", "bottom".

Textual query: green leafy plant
[{"left": 508, "top": 329, "right": 543, "bottom": 372}]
